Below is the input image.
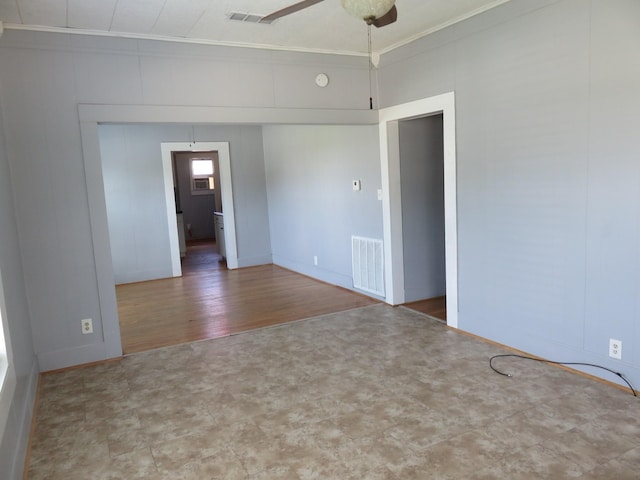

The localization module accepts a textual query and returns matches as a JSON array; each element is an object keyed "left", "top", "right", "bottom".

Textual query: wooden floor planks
[
  {"left": 403, "top": 296, "right": 447, "bottom": 321},
  {"left": 116, "top": 240, "right": 380, "bottom": 354}
]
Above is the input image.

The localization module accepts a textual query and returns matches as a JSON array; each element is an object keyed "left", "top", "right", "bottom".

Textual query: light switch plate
[{"left": 352, "top": 180, "right": 361, "bottom": 191}]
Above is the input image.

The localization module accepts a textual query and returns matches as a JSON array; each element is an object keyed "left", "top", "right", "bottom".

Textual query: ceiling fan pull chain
[{"left": 368, "top": 24, "right": 373, "bottom": 110}]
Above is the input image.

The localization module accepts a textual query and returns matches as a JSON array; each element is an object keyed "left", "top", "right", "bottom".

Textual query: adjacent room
[{"left": 1, "top": 1, "right": 639, "bottom": 478}]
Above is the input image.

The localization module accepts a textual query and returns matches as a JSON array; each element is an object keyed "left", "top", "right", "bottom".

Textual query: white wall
[
  {"left": 0, "top": 101, "right": 38, "bottom": 480},
  {"left": 263, "top": 125, "right": 383, "bottom": 292},
  {"left": 100, "top": 124, "right": 270, "bottom": 284},
  {"left": 399, "top": 115, "right": 446, "bottom": 303},
  {"left": 1, "top": 0, "right": 636, "bottom": 470},
  {"left": 379, "top": 0, "right": 640, "bottom": 386},
  {"left": 100, "top": 125, "right": 177, "bottom": 284},
  {"left": 0, "top": 29, "right": 373, "bottom": 372}
]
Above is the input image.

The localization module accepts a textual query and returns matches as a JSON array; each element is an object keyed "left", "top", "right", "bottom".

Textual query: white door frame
[
  {"left": 379, "top": 92, "right": 458, "bottom": 328},
  {"left": 161, "top": 142, "right": 238, "bottom": 270}
]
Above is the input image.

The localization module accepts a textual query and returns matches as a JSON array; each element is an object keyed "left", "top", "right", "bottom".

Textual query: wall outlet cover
[
  {"left": 82, "top": 318, "right": 93, "bottom": 334},
  {"left": 609, "top": 338, "right": 622, "bottom": 360}
]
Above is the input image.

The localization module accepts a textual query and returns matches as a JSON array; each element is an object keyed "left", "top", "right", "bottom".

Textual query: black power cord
[{"left": 489, "top": 354, "right": 638, "bottom": 397}]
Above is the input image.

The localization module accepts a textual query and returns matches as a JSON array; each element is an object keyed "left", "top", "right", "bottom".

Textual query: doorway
[
  {"left": 81, "top": 105, "right": 375, "bottom": 362},
  {"left": 173, "top": 151, "right": 219, "bottom": 242},
  {"left": 172, "top": 151, "right": 222, "bottom": 265},
  {"left": 378, "top": 92, "right": 458, "bottom": 329},
  {"left": 160, "top": 142, "right": 238, "bottom": 272},
  {"left": 399, "top": 114, "right": 446, "bottom": 320}
]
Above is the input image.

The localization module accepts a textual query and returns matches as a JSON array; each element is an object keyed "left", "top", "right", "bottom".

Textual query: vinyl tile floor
[{"left": 27, "top": 305, "right": 640, "bottom": 479}]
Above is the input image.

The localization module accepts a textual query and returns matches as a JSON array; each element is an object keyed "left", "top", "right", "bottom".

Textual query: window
[
  {"left": 0, "top": 271, "right": 8, "bottom": 385},
  {"left": 191, "top": 158, "right": 214, "bottom": 194},
  {"left": 0, "top": 269, "right": 16, "bottom": 442},
  {"left": 0, "top": 315, "right": 6, "bottom": 389}
]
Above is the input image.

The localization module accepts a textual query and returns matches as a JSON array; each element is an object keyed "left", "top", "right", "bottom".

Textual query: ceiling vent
[{"left": 228, "top": 12, "right": 275, "bottom": 24}]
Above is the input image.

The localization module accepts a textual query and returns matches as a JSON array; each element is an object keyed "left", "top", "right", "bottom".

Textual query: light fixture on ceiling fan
[
  {"left": 261, "top": 0, "right": 397, "bottom": 28},
  {"left": 341, "top": 0, "right": 397, "bottom": 109},
  {"left": 341, "top": 0, "right": 397, "bottom": 27},
  {"left": 261, "top": 1, "right": 397, "bottom": 110}
]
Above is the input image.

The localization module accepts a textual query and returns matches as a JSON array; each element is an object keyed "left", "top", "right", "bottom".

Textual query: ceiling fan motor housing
[{"left": 341, "top": 0, "right": 396, "bottom": 20}]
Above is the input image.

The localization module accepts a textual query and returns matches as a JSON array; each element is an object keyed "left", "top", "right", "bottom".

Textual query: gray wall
[
  {"left": 4, "top": 0, "right": 636, "bottom": 470},
  {"left": 380, "top": 0, "right": 640, "bottom": 385},
  {"left": 100, "top": 125, "right": 268, "bottom": 285},
  {"left": 100, "top": 124, "right": 177, "bottom": 284},
  {"left": 0, "top": 29, "right": 369, "bottom": 372},
  {"left": 263, "top": 125, "right": 383, "bottom": 291},
  {"left": 0, "top": 102, "right": 38, "bottom": 479},
  {"left": 400, "top": 115, "right": 446, "bottom": 303},
  {"left": 174, "top": 151, "right": 217, "bottom": 241}
]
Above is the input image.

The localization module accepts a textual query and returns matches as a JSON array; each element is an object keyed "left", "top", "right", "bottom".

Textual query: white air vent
[
  {"left": 352, "top": 236, "right": 385, "bottom": 297},
  {"left": 228, "top": 12, "right": 275, "bottom": 24}
]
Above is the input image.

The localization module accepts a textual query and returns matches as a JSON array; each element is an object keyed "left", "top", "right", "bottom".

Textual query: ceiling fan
[{"left": 262, "top": 0, "right": 398, "bottom": 28}]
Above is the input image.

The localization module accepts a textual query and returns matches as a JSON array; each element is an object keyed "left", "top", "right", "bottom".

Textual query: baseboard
[
  {"left": 451, "top": 326, "right": 638, "bottom": 396},
  {"left": 236, "top": 254, "right": 273, "bottom": 268},
  {"left": 272, "top": 255, "right": 354, "bottom": 291},
  {"left": 37, "top": 341, "right": 119, "bottom": 372},
  {"left": 114, "top": 267, "right": 174, "bottom": 285}
]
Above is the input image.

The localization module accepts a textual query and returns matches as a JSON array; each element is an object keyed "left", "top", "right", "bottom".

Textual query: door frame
[
  {"left": 379, "top": 92, "right": 458, "bottom": 328},
  {"left": 161, "top": 142, "right": 238, "bottom": 271},
  {"left": 78, "top": 104, "right": 376, "bottom": 363}
]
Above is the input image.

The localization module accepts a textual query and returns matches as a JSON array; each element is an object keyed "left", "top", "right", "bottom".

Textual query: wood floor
[
  {"left": 404, "top": 295, "right": 447, "bottom": 321},
  {"left": 116, "top": 240, "right": 380, "bottom": 354}
]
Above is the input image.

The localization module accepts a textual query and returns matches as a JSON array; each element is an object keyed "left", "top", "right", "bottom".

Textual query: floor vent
[{"left": 352, "top": 236, "right": 385, "bottom": 297}]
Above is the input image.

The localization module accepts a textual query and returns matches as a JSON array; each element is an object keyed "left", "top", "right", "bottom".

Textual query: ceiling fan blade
[
  {"left": 372, "top": 5, "right": 397, "bottom": 28},
  {"left": 261, "top": 0, "right": 325, "bottom": 22}
]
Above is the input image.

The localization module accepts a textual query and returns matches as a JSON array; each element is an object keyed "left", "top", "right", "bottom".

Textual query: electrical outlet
[
  {"left": 81, "top": 318, "right": 93, "bottom": 335},
  {"left": 313, "top": 256, "right": 318, "bottom": 266},
  {"left": 609, "top": 338, "right": 622, "bottom": 360}
]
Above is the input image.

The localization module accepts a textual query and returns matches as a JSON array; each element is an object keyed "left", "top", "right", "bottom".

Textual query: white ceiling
[{"left": 0, "top": 0, "right": 512, "bottom": 55}]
